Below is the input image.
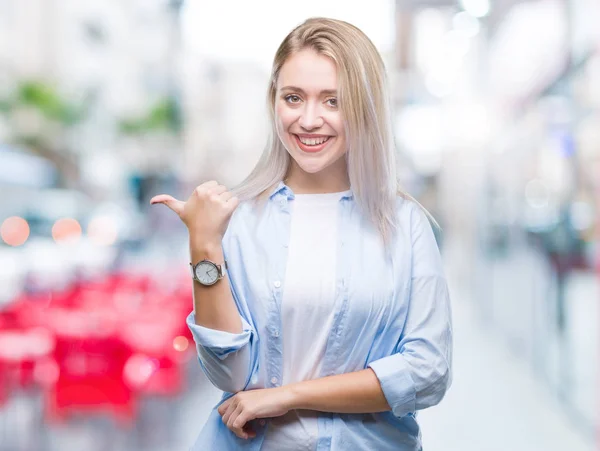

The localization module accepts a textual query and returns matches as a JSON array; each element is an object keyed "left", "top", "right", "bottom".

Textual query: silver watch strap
[{"left": 218, "top": 260, "right": 228, "bottom": 278}]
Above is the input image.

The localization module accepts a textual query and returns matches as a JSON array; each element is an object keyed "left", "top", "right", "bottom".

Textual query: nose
[{"left": 298, "top": 102, "right": 324, "bottom": 131}]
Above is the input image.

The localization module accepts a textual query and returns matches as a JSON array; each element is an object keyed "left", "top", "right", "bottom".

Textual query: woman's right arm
[
  {"left": 151, "top": 181, "right": 258, "bottom": 393},
  {"left": 186, "top": 238, "right": 258, "bottom": 393}
]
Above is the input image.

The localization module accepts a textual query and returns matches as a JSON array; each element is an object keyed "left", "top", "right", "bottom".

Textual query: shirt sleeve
[
  {"left": 368, "top": 203, "right": 453, "bottom": 418},
  {"left": 186, "top": 306, "right": 255, "bottom": 394}
]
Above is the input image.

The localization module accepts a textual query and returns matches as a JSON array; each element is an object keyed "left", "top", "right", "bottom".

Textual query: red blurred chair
[
  {"left": 120, "top": 310, "right": 191, "bottom": 397},
  {"left": 0, "top": 327, "right": 55, "bottom": 390},
  {"left": 0, "top": 360, "right": 7, "bottom": 407},
  {"left": 44, "top": 308, "right": 136, "bottom": 426}
]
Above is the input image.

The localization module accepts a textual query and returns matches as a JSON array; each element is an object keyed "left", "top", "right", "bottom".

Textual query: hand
[
  {"left": 217, "top": 387, "right": 294, "bottom": 440},
  {"left": 150, "top": 181, "right": 239, "bottom": 243}
]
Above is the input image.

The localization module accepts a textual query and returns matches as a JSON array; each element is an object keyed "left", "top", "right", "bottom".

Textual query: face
[{"left": 275, "top": 49, "right": 347, "bottom": 180}]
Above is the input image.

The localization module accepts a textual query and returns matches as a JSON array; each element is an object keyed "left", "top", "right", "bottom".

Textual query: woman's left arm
[
  {"left": 217, "top": 369, "right": 390, "bottom": 439},
  {"left": 286, "top": 367, "right": 390, "bottom": 413}
]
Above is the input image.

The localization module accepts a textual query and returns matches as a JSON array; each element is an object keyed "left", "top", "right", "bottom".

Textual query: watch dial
[{"left": 195, "top": 261, "right": 218, "bottom": 285}]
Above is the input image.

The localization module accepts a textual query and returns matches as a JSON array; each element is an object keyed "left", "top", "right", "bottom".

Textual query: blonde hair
[{"left": 231, "top": 17, "right": 434, "bottom": 246}]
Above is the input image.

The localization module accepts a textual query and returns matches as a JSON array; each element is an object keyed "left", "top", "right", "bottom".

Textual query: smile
[{"left": 293, "top": 134, "right": 334, "bottom": 153}]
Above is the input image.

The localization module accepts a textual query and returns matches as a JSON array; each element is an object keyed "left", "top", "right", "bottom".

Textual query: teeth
[{"left": 298, "top": 136, "right": 329, "bottom": 146}]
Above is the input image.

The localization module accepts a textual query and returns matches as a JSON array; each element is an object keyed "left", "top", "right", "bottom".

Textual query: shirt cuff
[
  {"left": 368, "top": 353, "right": 416, "bottom": 418},
  {"left": 186, "top": 311, "right": 253, "bottom": 360}
]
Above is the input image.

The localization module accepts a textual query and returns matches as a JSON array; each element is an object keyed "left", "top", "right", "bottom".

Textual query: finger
[
  {"left": 149, "top": 195, "right": 185, "bottom": 215},
  {"left": 218, "top": 399, "right": 231, "bottom": 416},
  {"left": 192, "top": 181, "right": 219, "bottom": 197},
  {"left": 221, "top": 402, "right": 236, "bottom": 427},
  {"left": 243, "top": 423, "right": 257, "bottom": 439},
  {"left": 208, "top": 185, "right": 228, "bottom": 196},
  {"left": 218, "top": 193, "right": 239, "bottom": 212},
  {"left": 226, "top": 196, "right": 240, "bottom": 210},
  {"left": 227, "top": 404, "right": 249, "bottom": 439},
  {"left": 201, "top": 180, "right": 219, "bottom": 190},
  {"left": 219, "top": 191, "right": 233, "bottom": 202},
  {"left": 232, "top": 412, "right": 255, "bottom": 440},
  {"left": 225, "top": 402, "right": 242, "bottom": 433}
]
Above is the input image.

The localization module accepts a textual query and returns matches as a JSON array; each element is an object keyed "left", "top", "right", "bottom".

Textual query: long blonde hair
[{"left": 231, "top": 17, "right": 431, "bottom": 246}]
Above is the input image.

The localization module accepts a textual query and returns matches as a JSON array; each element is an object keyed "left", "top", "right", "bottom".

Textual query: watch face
[{"left": 195, "top": 261, "right": 219, "bottom": 285}]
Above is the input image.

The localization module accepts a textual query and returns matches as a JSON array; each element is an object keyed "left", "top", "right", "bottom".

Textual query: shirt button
[
  {"left": 279, "top": 199, "right": 286, "bottom": 208},
  {"left": 273, "top": 281, "right": 281, "bottom": 288},
  {"left": 259, "top": 419, "right": 266, "bottom": 426},
  {"left": 272, "top": 329, "right": 279, "bottom": 337},
  {"left": 270, "top": 377, "right": 278, "bottom": 385}
]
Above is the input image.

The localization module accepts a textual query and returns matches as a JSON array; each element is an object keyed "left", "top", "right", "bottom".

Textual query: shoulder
[
  {"left": 222, "top": 198, "right": 262, "bottom": 242},
  {"left": 395, "top": 194, "right": 425, "bottom": 230},
  {"left": 231, "top": 199, "right": 255, "bottom": 222},
  {"left": 394, "top": 194, "right": 444, "bottom": 275},
  {"left": 393, "top": 193, "right": 439, "bottom": 250}
]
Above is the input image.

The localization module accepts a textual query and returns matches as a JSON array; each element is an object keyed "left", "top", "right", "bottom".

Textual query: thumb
[{"left": 150, "top": 194, "right": 185, "bottom": 216}]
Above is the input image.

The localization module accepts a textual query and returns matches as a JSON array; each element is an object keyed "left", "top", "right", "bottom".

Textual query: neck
[{"left": 285, "top": 161, "right": 350, "bottom": 195}]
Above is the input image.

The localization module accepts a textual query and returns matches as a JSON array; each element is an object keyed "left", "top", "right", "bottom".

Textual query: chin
[
  {"left": 294, "top": 152, "right": 346, "bottom": 175},
  {"left": 296, "top": 161, "right": 329, "bottom": 174}
]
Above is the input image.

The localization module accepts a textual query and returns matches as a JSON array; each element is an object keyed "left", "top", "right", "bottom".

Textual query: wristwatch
[{"left": 190, "top": 259, "right": 228, "bottom": 286}]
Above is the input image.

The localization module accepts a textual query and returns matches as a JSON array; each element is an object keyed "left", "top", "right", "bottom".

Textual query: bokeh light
[
  {"left": 123, "top": 354, "right": 159, "bottom": 388},
  {"left": 173, "top": 336, "right": 189, "bottom": 352},
  {"left": 52, "top": 218, "right": 82, "bottom": 243},
  {"left": 87, "top": 215, "right": 118, "bottom": 246},
  {"left": 0, "top": 216, "right": 30, "bottom": 246}
]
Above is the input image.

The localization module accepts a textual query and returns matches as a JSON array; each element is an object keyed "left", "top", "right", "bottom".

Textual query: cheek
[
  {"left": 274, "top": 116, "right": 295, "bottom": 152},
  {"left": 275, "top": 105, "right": 294, "bottom": 129},
  {"left": 332, "top": 120, "right": 346, "bottom": 148},
  {"left": 327, "top": 113, "right": 344, "bottom": 138},
  {"left": 274, "top": 113, "right": 289, "bottom": 139},
  {"left": 333, "top": 131, "right": 347, "bottom": 156}
]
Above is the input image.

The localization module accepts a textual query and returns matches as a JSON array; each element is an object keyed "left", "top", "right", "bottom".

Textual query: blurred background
[{"left": 0, "top": 0, "right": 598, "bottom": 450}]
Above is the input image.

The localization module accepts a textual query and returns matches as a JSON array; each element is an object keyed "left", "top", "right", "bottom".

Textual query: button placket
[
  {"left": 320, "top": 198, "right": 351, "bottom": 378},
  {"left": 267, "top": 197, "right": 289, "bottom": 400}
]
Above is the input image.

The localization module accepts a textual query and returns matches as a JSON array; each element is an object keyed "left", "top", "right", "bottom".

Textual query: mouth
[{"left": 292, "top": 134, "right": 334, "bottom": 153}]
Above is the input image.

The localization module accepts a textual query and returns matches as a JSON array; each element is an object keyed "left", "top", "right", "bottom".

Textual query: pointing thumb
[{"left": 150, "top": 194, "right": 185, "bottom": 216}]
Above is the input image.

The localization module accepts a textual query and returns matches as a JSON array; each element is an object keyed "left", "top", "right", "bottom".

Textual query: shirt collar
[
  {"left": 268, "top": 181, "right": 294, "bottom": 200},
  {"left": 268, "top": 180, "right": 354, "bottom": 201}
]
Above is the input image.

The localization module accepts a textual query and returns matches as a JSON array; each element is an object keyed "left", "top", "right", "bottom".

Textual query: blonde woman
[{"left": 151, "top": 17, "right": 453, "bottom": 451}]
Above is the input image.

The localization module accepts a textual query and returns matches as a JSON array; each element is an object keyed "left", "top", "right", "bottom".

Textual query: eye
[
  {"left": 284, "top": 94, "right": 301, "bottom": 104},
  {"left": 326, "top": 98, "right": 338, "bottom": 108}
]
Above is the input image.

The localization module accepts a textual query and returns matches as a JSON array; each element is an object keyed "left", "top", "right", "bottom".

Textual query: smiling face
[{"left": 274, "top": 48, "right": 349, "bottom": 191}]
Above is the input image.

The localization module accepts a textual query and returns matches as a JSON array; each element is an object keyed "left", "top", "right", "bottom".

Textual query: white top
[{"left": 260, "top": 190, "right": 350, "bottom": 451}]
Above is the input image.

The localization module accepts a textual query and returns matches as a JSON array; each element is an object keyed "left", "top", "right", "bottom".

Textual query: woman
[{"left": 151, "top": 17, "right": 453, "bottom": 451}]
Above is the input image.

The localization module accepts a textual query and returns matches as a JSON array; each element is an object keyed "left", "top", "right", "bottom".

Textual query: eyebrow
[{"left": 280, "top": 86, "right": 337, "bottom": 95}]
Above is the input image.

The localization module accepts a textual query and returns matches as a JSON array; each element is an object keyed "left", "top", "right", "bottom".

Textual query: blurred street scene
[{"left": 0, "top": 0, "right": 598, "bottom": 450}]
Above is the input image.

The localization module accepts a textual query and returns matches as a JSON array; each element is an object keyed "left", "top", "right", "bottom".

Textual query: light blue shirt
[{"left": 186, "top": 181, "right": 453, "bottom": 451}]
